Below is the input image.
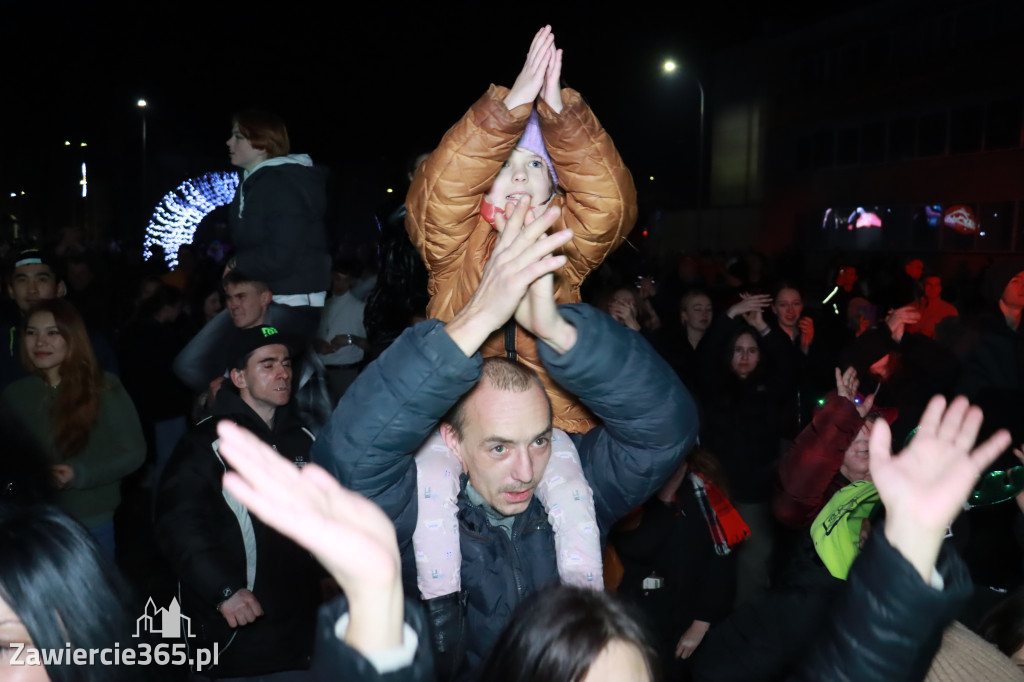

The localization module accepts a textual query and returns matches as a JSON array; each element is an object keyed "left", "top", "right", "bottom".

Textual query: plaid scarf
[{"left": 689, "top": 473, "right": 751, "bottom": 556}]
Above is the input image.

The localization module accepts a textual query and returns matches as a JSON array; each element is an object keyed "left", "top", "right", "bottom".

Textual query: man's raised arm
[
  {"left": 312, "top": 197, "right": 572, "bottom": 515},
  {"left": 519, "top": 294, "right": 699, "bottom": 530}
]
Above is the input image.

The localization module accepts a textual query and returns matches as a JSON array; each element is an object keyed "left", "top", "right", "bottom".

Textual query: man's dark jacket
[
  {"left": 312, "top": 304, "right": 699, "bottom": 680},
  {"left": 155, "top": 386, "right": 320, "bottom": 678}
]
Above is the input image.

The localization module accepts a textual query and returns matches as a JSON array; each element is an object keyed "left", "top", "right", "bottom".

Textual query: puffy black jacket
[
  {"left": 155, "top": 387, "right": 320, "bottom": 677},
  {"left": 789, "top": 525, "right": 971, "bottom": 682},
  {"left": 312, "top": 304, "right": 698, "bottom": 681},
  {"left": 228, "top": 157, "right": 331, "bottom": 295}
]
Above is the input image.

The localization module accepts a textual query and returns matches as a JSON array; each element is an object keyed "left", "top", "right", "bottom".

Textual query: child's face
[{"left": 485, "top": 147, "right": 554, "bottom": 214}]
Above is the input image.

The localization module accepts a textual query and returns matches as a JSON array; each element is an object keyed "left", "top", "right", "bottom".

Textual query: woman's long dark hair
[
  {"left": 20, "top": 299, "right": 104, "bottom": 458},
  {"left": 480, "top": 585, "right": 657, "bottom": 682},
  {"left": 0, "top": 503, "right": 134, "bottom": 681}
]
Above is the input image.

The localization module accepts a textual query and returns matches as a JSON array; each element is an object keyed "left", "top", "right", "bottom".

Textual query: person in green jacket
[{"left": 2, "top": 299, "right": 144, "bottom": 555}]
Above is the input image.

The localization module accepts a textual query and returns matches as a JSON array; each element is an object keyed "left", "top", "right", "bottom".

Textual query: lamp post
[
  {"left": 138, "top": 99, "right": 148, "bottom": 228},
  {"left": 662, "top": 60, "right": 705, "bottom": 247}
]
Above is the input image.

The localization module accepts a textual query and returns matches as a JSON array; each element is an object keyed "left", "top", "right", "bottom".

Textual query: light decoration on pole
[
  {"left": 144, "top": 172, "right": 239, "bottom": 267},
  {"left": 80, "top": 163, "right": 87, "bottom": 198}
]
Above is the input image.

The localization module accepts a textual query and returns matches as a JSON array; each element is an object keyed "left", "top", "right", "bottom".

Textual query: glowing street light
[
  {"left": 661, "top": 58, "right": 706, "bottom": 241},
  {"left": 137, "top": 99, "right": 147, "bottom": 108}
]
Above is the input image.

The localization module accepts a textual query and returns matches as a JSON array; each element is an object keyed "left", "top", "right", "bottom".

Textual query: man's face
[
  {"left": 233, "top": 344, "right": 292, "bottom": 411},
  {"left": 1003, "top": 272, "right": 1024, "bottom": 309},
  {"left": 841, "top": 422, "right": 873, "bottom": 482},
  {"left": 9, "top": 264, "right": 65, "bottom": 313},
  {"left": 924, "top": 276, "right": 942, "bottom": 301},
  {"left": 905, "top": 259, "right": 924, "bottom": 280},
  {"left": 442, "top": 381, "right": 553, "bottom": 516},
  {"left": 225, "top": 282, "right": 270, "bottom": 329}
]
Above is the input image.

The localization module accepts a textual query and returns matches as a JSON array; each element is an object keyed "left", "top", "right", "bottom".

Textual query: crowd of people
[{"left": 4, "top": 25, "right": 1024, "bottom": 682}]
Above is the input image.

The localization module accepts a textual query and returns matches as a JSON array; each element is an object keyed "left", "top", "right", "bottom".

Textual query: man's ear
[
  {"left": 229, "top": 368, "right": 246, "bottom": 391},
  {"left": 259, "top": 290, "right": 272, "bottom": 307},
  {"left": 57, "top": 281, "right": 67, "bottom": 298},
  {"left": 440, "top": 423, "right": 465, "bottom": 468}
]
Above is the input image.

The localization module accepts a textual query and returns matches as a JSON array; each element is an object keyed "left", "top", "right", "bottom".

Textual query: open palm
[
  {"left": 216, "top": 421, "right": 400, "bottom": 596},
  {"left": 869, "top": 395, "right": 1010, "bottom": 534}
]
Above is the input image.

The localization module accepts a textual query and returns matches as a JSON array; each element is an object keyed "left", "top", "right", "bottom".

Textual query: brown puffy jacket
[{"left": 406, "top": 84, "right": 637, "bottom": 433}]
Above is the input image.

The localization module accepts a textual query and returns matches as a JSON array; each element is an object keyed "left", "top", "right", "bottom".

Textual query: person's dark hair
[
  {"left": 772, "top": 280, "right": 804, "bottom": 301},
  {"left": 136, "top": 282, "right": 182, "bottom": 320},
  {"left": 362, "top": 227, "right": 429, "bottom": 362},
  {"left": 222, "top": 269, "right": 268, "bottom": 292},
  {"left": 480, "top": 585, "right": 656, "bottom": 682},
  {"left": 331, "top": 257, "right": 362, "bottom": 280},
  {"left": 687, "top": 446, "right": 729, "bottom": 494},
  {"left": 443, "top": 358, "right": 550, "bottom": 441},
  {"left": 0, "top": 503, "right": 134, "bottom": 681},
  {"left": 232, "top": 110, "right": 290, "bottom": 158},
  {"left": 979, "top": 588, "right": 1024, "bottom": 659}
]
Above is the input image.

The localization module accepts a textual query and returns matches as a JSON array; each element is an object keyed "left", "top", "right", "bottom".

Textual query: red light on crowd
[{"left": 642, "top": 230, "right": 649, "bottom": 237}]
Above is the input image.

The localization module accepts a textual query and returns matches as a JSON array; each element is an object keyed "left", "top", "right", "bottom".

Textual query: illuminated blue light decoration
[
  {"left": 144, "top": 172, "right": 238, "bottom": 267},
  {"left": 80, "top": 163, "right": 87, "bottom": 198}
]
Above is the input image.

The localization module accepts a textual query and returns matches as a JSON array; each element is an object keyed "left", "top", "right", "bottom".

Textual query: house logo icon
[{"left": 133, "top": 597, "right": 195, "bottom": 639}]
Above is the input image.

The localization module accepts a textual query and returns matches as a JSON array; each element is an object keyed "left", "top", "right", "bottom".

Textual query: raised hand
[
  {"left": 798, "top": 317, "right": 815, "bottom": 353},
  {"left": 835, "top": 367, "right": 875, "bottom": 417},
  {"left": 727, "top": 293, "right": 772, "bottom": 321},
  {"left": 869, "top": 395, "right": 1010, "bottom": 580},
  {"left": 885, "top": 305, "right": 921, "bottom": 343},
  {"left": 217, "top": 421, "right": 405, "bottom": 653},
  {"left": 541, "top": 39, "right": 563, "bottom": 114},
  {"left": 446, "top": 196, "right": 570, "bottom": 356},
  {"left": 505, "top": 26, "right": 555, "bottom": 111},
  {"left": 608, "top": 298, "right": 640, "bottom": 331}
]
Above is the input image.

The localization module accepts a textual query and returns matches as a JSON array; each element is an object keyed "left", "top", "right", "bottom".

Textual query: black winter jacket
[
  {"left": 229, "top": 157, "right": 331, "bottom": 295},
  {"left": 312, "top": 304, "right": 699, "bottom": 681},
  {"left": 155, "top": 387, "right": 320, "bottom": 677},
  {"left": 694, "top": 315, "right": 796, "bottom": 503},
  {"left": 790, "top": 526, "right": 971, "bottom": 681}
]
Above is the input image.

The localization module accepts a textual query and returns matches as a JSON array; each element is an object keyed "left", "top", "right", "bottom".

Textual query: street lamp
[
  {"left": 662, "top": 59, "right": 706, "bottom": 243},
  {"left": 138, "top": 98, "right": 149, "bottom": 228}
]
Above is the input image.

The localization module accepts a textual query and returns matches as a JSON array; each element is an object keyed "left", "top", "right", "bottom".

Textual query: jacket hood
[
  {"left": 213, "top": 383, "right": 300, "bottom": 438},
  {"left": 238, "top": 154, "right": 316, "bottom": 217},
  {"left": 243, "top": 153, "right": 314, "bottom": 180}
]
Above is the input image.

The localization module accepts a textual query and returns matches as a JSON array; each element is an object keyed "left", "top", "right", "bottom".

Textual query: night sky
[{"left": 2, "top": 1, "right": 876, "bottom": 241}]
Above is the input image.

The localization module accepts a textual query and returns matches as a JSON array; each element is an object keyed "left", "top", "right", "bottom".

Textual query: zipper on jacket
[{"left": 507, "top": 522, "right": 526, "bottom": 599}]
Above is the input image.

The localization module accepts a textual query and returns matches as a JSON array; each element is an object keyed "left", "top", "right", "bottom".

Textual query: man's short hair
[
  {"left": 222, "top": 270, "right": 269, "bottom": 292},
  {"left": 233, "top": 110, "right": 290, "bottom": 158},
  {"left": 444, "top": 358, "right": 550, "bottom": 441}
]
